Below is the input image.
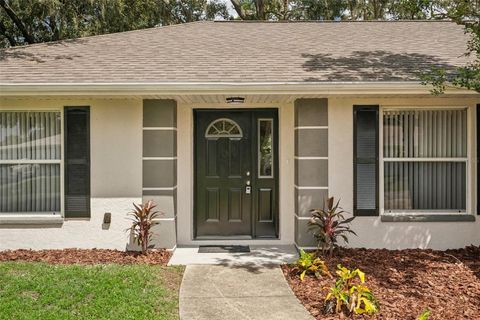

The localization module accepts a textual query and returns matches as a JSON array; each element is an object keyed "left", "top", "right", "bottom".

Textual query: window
[
  {"left": 0, "top": 111, "right": 62, "bottom": 214},
  {"left": 258, "top": 119, "right": 273, "bottom": 178},
  {"left": 205, "top": 118, "right": 243, "bottom": 139},
  {"left": 382, "top": 108, "right": 468, "bottom": 213}
]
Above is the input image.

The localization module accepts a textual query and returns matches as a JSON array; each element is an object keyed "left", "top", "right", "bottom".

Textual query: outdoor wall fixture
[
  {"left": 226, "top": 96, "right": 245, "bottom": 104},
  {"left": 103, "top": 212, "right": 111, "bottom": 224}
]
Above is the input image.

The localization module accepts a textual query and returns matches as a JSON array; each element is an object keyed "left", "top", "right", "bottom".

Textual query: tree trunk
[
  {"left": 230, "top": 0, "right": 247, "bottom": 20},
  {"left": 0, "top": 0, "right": 34, "bottom": 44},
  {"left": 283, "top": 0, "right": 288, "bottom": 20},
  {"left": 48, "top": 15, "right": 60, "bottom": 41},
  {"left": 255, "top": 0, "right": 265, "bottom": 20}
]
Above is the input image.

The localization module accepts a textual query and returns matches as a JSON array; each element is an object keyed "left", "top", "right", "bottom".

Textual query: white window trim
[
  {"left": 205, "top": 117, "right": 243, "bottom": 139},
  {"left": 379, "top": 105, "right": 472, "bottom": 216},
  {"left": 258, "top": 118, "right": 274, "bottom": 179},
  {"left": 0, "top": 108, "right": 64, "bottom": 218}
]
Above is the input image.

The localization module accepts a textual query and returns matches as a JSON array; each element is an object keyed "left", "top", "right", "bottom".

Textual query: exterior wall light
[{"left": 226, "top": 97, "right": 245, "bottom": 104}]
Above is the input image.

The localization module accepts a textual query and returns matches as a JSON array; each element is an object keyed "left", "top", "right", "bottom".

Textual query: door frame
[
  {"left": 175, "top": 102, "right": 296, "bottom": 246},
  {"left": 193, "top": 108, "right": 279, "bottom": 240}
]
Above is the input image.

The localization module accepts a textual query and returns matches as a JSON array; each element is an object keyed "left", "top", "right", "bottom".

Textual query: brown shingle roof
[{"left": 0, "top": 21, "right": 471, "bottom": 84}]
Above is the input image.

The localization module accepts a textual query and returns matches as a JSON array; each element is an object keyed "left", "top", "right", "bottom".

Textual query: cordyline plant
[
  {"left": 308, "top": 197, "right": 356, "bottom": 256},
  {"left": 127, "top": 200, "right": 161, "bottom": 254}
]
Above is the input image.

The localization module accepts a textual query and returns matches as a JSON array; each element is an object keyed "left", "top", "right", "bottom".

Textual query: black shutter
[
  {"left": 353, "top": 106, "right": 379, "bottom": 216},
  {"left": 477, "top": 104, "right": 479, "bottom": 215},
  {"left": 64, "top": 107, "right": 90, "bottom": 218}
]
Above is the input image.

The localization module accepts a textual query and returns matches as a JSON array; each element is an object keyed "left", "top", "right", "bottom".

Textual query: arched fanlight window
[{"left": 205, "top": 118, "right": 243, "bottom": 140}]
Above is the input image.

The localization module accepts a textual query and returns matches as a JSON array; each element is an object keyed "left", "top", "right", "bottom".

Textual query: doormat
[{"left": 198, "top": 245, "right": 250, "bottom": 253}]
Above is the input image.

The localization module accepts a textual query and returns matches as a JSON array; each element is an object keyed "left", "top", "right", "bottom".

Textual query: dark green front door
[{"left": 194, "top": 109, "right": 278, "bottom": 239}]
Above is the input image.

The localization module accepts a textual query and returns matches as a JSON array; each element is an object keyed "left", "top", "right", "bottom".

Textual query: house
[{"left": 0, "top": 21, "right": 479, "bottom": 251}]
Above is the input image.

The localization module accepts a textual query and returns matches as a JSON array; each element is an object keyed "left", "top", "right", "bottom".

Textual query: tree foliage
[
  {"left": 227, "top": 0, "right": 462, "bottom": 21},
  {"left": 1, "top": 0, "right": 477, "bottom": 47},
  {"left": 421, "top": 0, "right": 479, "bottom": 93},
  {"left": 0, "top": 0, "right": 228, "bottom": 47}
]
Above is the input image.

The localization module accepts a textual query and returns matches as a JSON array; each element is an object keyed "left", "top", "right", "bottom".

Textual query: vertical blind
[
  {"left": 383, "top": 109, "right": 467, "bottom": 211},
  {"left": 0, "top": 111, "right": 61, "bottom": 213}
]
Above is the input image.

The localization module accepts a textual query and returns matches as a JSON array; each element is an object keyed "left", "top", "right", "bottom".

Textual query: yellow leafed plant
[
  {"left": 325, "top": 264, "right": 379, "bottom": 316},
  {"left": 293, "top": 249, "right": 331, "bottom": 281}
]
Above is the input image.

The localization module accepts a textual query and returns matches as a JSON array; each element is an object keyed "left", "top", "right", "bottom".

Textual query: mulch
[
  {"left": 282, "top": 246, "right": 480, "bottom": 320},
  {"left": 0, "top": 248, "right": 171, "bottom": 265}
]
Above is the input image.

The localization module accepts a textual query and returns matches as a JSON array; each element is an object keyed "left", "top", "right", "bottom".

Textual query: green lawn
[{"left": 0, "top": 262, "right": 184, "bottom": 320}]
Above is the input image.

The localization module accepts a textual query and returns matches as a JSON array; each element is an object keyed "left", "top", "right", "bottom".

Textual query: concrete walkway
[
  {"left": 179, "top": 265, "right": 314, "bottom": 320},
  {"left": 169, "top": 245, "right": 299, "bottom": 266}
]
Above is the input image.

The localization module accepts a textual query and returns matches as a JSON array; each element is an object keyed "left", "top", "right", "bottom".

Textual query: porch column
[
  {"left": 142, "top": 99, "right": 177, "bottom": 249},
  {"left": 294, "top": 98, "right": 329, "bottom": 248}
]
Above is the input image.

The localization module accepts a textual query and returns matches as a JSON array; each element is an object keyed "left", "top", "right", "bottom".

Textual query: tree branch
[
  {"left": 230, "top": 0, "right": 247, "bottom": 20},
  {"left": 0, "top": 0, "right": 34, "bottom": 44}
]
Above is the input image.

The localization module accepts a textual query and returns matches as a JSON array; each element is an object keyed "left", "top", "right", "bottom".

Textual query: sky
[{"left": 217, "top": 0, "right": 238, "bottom": 17}]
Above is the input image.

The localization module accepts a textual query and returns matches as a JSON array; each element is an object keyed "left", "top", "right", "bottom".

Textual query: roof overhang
[{"left": 0, "top": 81, "right": 478, "bottom": 97}]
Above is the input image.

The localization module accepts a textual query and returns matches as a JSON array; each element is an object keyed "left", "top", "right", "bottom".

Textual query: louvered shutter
[
  {"left": 354, "top": 106, "right": 379, "bottom": 216},
  {"left": 64, "top": 107, "right": 90, "bottom": 218}
]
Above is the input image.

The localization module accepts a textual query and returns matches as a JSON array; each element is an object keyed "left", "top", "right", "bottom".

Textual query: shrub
[
  {"left": 292, "top": 249, "right": 331, "bottom": 281},
  {"left": 325, "top": 264, "right": 379, "bottom": 316},
  {"left": 417, "top": 309, "right": 430, "bottom": 320},
  {"left": 308, "top": 197, "right": 356, "bottom": 255},
  {"left": 127, "top": 200, "right": 161, "bottom": 254}
]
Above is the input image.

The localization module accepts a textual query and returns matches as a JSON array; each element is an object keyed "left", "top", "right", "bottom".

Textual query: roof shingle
[{"left": 0, "top": 21, "right": 471, "bottom": 84}]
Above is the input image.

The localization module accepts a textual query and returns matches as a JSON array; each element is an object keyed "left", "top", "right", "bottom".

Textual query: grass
[{"left": 0, "top": 262, "right": 184, "bottom": 320}]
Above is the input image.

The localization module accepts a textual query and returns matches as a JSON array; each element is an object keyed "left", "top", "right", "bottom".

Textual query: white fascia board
[{"left": 0, "top": 81, "right": 478, "bottom": 96}]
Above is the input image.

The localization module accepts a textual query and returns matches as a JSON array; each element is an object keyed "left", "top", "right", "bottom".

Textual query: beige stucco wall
[
  {"left": 329, "top": 96, "right": 480, "bottom": 250},
  {"left": 0, "top": 98, "right": 142, "bottom": 250},
  {"left": 1, "top": 95, "right": 479, "bottom": 251}
]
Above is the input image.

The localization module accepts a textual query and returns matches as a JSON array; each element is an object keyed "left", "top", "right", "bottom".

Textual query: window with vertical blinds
[
  {"left": 0, "top": 111, "right": 62, "bottom": 214},
  {"left": 383, "top": 109, "right": 467, "bottom": 212}
]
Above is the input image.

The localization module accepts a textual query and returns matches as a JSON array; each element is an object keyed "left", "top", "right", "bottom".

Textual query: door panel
[
  {"left": 206, "top": 188, "right": 219, "bottom": 221},
  {"left": 194, "top": 109, "right": 278, "bottom": 238},
  {"left": 228, "top": 188, "right": 243, "bottom": 221},
  {"left": 258, "top": 188, "right": 273, "bottom": 222}
]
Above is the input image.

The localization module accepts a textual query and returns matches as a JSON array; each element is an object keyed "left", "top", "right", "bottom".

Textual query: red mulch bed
[
  {"left": 282, "top": 246, "right": 480, "bottom": 320},
  {"left": 0, "top": 248, "right": 171, "bottom": 265}
]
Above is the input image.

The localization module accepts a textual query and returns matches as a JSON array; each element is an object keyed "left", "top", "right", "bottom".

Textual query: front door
[{"left": 194, "top": 109, "right": 278, "bottom": 239}]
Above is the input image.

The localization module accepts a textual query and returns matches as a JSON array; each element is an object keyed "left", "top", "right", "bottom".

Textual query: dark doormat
[{"left": 198, "top": 245, "right": 250, "bottom": 253}]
